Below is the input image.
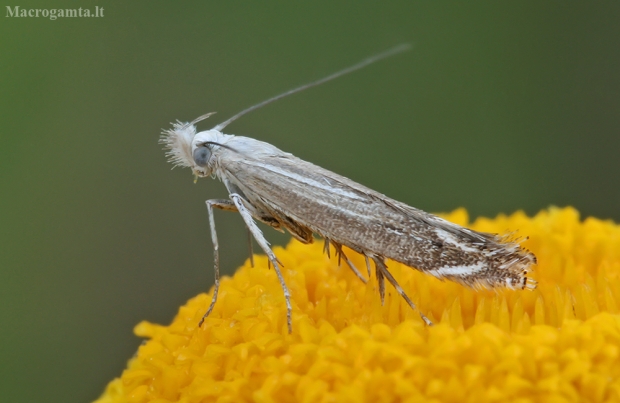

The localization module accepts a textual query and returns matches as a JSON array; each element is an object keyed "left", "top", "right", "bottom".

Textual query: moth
[{"left": 161, "top": 44, "right": 537, "bottom": 333}]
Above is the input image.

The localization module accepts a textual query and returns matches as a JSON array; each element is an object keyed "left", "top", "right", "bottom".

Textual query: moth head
[
  {"left": 160, "top": 112, "right": 217, "bottom": 177},
  {"left": 191, "top": 129, "right": 228, "bottom": 177}
]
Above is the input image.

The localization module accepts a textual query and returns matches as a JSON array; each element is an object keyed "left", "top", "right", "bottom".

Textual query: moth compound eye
[{"left": 193, "top": 146, "right": 211, "bottom": 167}]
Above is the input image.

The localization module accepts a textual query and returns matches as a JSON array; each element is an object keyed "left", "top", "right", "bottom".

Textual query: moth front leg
[
  {"left": 199, "top": 199, "right": 238, "bottom": 327},
  {"left": 230, "top": 193, "right": 293, "bottom": 334}
]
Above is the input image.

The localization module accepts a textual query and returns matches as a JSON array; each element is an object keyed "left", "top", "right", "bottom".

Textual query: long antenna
[{"left": 212, "top": 43, "right": 412, "bottom": 131}]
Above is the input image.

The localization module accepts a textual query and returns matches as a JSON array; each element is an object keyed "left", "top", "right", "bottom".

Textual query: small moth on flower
[{"left": 161, "top": 45, "right": 537, "bottom": 333}]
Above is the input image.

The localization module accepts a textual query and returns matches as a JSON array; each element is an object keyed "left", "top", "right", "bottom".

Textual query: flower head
[{"left": 95, "top": 207, "right": 620, "bottom": 402}]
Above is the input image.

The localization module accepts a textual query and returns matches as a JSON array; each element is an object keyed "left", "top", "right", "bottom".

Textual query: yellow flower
[{"left": 95, "top": 207, "right": 620, "bottom": 402}]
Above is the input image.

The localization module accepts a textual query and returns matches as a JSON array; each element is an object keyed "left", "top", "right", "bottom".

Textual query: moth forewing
[
  {"left": 218, "top": 144, "right": 536, "bottom": 290},
  {"left": 161, "top": 45, "right": 537, "bottom": 333}
]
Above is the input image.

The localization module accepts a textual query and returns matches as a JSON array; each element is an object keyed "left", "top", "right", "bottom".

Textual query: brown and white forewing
[{"left": 217, "top": 142, "right": 536, "bottom": 290}]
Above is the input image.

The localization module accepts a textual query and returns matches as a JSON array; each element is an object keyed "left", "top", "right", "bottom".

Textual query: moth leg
[
  {"left": 230, "top": 194, "right": 293, "bottom": 334},
  {"left": 246, "top": 227, "right": 254, "bottom": 267},
  {"left": 199, "top": 199, "right": 238, "bottom": 327},
  {"left": 323, "top": 238, "right": 331, "bottom": 258},
  {"left": 374, "top": 260, "right": 386, "bottom": 305},
  {"left": 364, "top": 255, "right": 372, "bottom": 278},
  {"left": 331, "top": 241, "right": 367, "bottom": 284},
  {"left": 373, "top": 256, "right": 433, "bottom": 326}
]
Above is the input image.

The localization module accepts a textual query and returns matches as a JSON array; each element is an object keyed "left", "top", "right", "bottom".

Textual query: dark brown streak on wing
[{"left": 264, "top": 206, "right": 315, "bottom": 244}]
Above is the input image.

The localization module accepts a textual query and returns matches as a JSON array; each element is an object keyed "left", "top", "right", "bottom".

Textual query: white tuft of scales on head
[{"left": 160, "top": 112, "right": 217, "bottom": 168}]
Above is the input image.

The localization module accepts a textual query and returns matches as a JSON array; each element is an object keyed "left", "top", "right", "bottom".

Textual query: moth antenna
[
  {"left": 199, "top": 141, "right": 237, "bottom": 152},
  {"left": 186, "top": 112, "right": 217, "bottom": 129},
  {"left": 212, "top": 43, "right": 412, "bottom": 131}
]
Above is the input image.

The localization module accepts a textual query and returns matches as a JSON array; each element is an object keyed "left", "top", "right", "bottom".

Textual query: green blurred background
[{"left": 1, "top": 1, "right": 619, "bottom": 401}]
